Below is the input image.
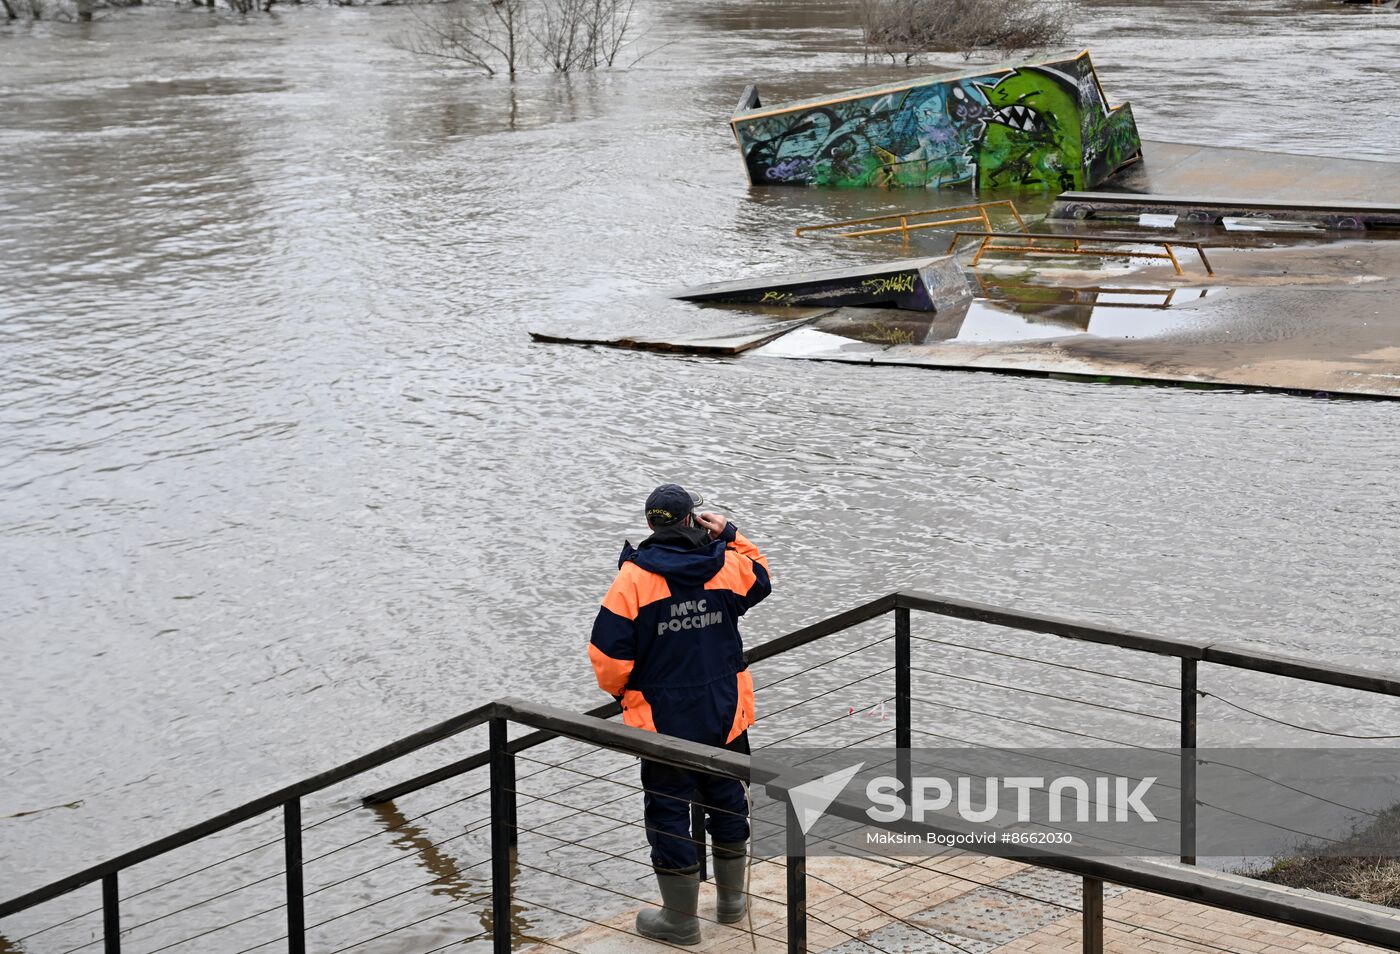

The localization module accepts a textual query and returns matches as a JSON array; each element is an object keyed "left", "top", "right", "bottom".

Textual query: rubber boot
[
  {"left": 712, "top": 841, "right": 748, "bottom": 924},
  {"left": 636, "top": 863, "right": 702, "bottom": 945}
]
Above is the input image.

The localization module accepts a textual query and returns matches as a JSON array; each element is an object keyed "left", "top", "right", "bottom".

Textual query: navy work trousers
[{"left": 640, "top": 732, "right": 750, "bottom": 871}]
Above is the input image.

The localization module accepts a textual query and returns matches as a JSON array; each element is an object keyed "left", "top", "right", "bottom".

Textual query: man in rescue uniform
[{"left": 589, "top": 484, "right": 771, "bottom": 945}]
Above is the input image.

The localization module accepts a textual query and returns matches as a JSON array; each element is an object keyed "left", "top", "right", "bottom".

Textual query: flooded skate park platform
[
  {"left": 536, "top": 133, "right": 1400, "bottom": 398},
  {"left": 534, "top": 96, "right": 1400, "bottom": 397}
]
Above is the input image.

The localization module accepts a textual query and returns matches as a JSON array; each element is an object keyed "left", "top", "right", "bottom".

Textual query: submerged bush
[
  {"left": 1249, "top": 805, "right": 1400, "bottom": 908},
  {"left": 399, "top": 0, "right": 638, "bottom": 77},
  {"left": 858, "top": 0, "right": 1078, "bottom": 64}
]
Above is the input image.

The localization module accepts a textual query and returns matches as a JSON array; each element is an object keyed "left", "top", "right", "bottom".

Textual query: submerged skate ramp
[
  {"left": 528, "top": 312, "right": 826, "bottom": 355},
  {"left": 674, "top": 257, "right": 971, "bottom": 313},
  {"left": 731, "top": 50, "right": 1141, "bottom": 192},
  {"left": 753, "top": 240, "right": 1400, "bottom": 399}
]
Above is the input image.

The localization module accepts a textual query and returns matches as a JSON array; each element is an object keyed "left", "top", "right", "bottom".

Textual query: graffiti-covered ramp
[
  {"left": 674, "top": 257, "right": 971, "bottom": 313},
  {"left": 731, "top": 50, "right": 1141, "bottom": 193}
]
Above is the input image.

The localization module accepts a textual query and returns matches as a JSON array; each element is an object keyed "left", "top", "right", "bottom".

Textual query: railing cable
[
  {"left": 13, "top": 904, "right": 103, "bottom": 944},
  {"left": 53, "top": 794, "right": 499, "bottom": 954},
  {"left": 306, "top": 873, "right": 486, "bottom": 936},
  {"left": 909, "top": 693, "right": 1166, "bottom": 750},
  {"left": 321, "top": 895, "right": 488, "bottom": 954},
  {"left": 133, "top": 897, "right": 286, "bottom": 954},
  {"left": 304, "top": 819, "right": 492, "bottom": 899},
  {"left": 760, "top": 697, "right": 897, "bottom": 748},
  {"left": 912, "top": 693, "right": 1381, "bottom": 824},
  {"left": 1196, "top": 755, "right": 1380, "bottom": 819},
  {"left": 753, "top": 633, "right": 895, "bottom": 693},
  {"left": 417, "top": 929, "right": 491, "bottom": 954},
  {"left": 1201, "top": 690, "right": 1400, "bottom": 739},
  {"left": 13, "top": 828, "right": 287, "bottom": 944},
  {"left": 907, "top": 631, "right": 1179, "bottom": 692},
  {"left": 511, "top": 754, "right": 774, "bottom": 827},
  {"left": 760, "top": 666, "right": 895, "bottom": 721},
  {"left": 908, "top": 664, "right": 1175, "bottom": 722}
]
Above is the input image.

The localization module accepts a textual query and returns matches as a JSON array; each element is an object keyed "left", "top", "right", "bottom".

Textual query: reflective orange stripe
[
  {"left": 704, "top": 550, "right": 757, "bottom": 595},
  {"left": 728, "top": 532, "right": 770, "bottom": 576},
  {"left": 602, "top": 563, "right": 672, "bottom": 620},
  {"left": 622, "top": 689, "right": 656, "bottom": 733},
  {"left": 589, "top": 643, "right": 633, "bottom": 698},
  {"left": 726, "top": 669, "right": 755, "bottom": 744}
]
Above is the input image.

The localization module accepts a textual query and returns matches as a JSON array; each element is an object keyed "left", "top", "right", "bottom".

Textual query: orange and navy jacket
[{"left": 590, "top": 522, "right": 771, "bottom": 746}]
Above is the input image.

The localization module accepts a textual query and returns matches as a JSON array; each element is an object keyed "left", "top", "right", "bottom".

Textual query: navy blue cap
[{"left": 645, "top": 484, "right": 703, "bottom": 527}]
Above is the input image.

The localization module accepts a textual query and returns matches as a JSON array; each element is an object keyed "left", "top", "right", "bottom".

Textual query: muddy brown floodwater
[{"left": 2, "top": 0, "right": 1400, "bottom": 949}]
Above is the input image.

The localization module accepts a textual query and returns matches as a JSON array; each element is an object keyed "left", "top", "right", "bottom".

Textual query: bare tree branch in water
[
  {"left": 858, "top": 0, "right": 1077, "bottom": 64},
  {"left": 5, "top": 0, "right": 95, "bottom": 18},
  {"left": 593, "top": 0, "right": 636, "bottom": 67},
  {"left": 532, "top": 0, "right": 587, "bottom": 72},
  {"left": 8, "top": 0, "right": 77, "bottom": 20},
  {"left": 534, "top": 0, "right": 638, "bottom": 71},
  {"left": 400, "top": 0, "right": 526, "bottom": 77},
  {"left": 400, "top": 0, "right": 637, "bottom": 77}
]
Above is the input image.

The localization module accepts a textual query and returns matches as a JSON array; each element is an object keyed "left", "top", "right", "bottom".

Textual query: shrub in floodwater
[
  {"left": 857, "top": 0, "right": 1078, "bottom": 64},
  {"left": 400, "top": 0, "right": 528, "bottom": 77},
  {"left": 3, "top": 0, "right": 76, "bottom": 21},
  {"left": 398, "top": 0, "right": 639, "bottom": 78},
  {"left": 1245, "top": 804, "right": 1400, "bottom": 908}
]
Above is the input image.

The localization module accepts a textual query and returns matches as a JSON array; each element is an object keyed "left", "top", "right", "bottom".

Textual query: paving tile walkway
[{"left": 521, "top": 854, "right": 1396, "bottom": 954}]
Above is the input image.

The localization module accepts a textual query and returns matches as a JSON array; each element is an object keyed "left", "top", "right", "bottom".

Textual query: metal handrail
[
  {"left": 499, "top": 699, "right": 1400, "bottom": 952},
  {"left": 6, "top": 591, "right": 1400, "bottom": 949},
  {"left": 795, "top": 201, "right": 1029, "bottom": 248},
  {"left": 947, "top": 230, "right": 1216, "bottom": 277}
]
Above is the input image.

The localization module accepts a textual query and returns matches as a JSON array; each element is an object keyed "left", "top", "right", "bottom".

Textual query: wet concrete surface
[
  {"left": 1121, "top": 140, "right": 1400, "bottom": 206},
  {"left": 755, "top": 239, "right": 1400, "bottom": 397}
]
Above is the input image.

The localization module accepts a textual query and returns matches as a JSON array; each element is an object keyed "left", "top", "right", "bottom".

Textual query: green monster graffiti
[
  {"left": 730, "top": 53, "right": 1141, "bottom": 192},
  {"left": 973, "top": 67, "right": 1085, "bottom": 193}
]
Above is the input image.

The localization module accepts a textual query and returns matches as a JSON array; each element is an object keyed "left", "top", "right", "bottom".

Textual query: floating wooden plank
[
  {"left": 1052, "top": 191, "right": 1400, "bottom": 230},
  {"left": 674, "top": 256, "right": 971, "bottom": 313}
]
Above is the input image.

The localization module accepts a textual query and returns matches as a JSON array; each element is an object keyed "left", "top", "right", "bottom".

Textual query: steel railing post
[
  {"left": 691, "top": 802, "right": 708, "bottom": 881},
  {"left": 503, "top": 744, "right": 518, "bottom": 848},
  {"left": 895, "top": 605, "right": 912, "bottom": 792},
  {"left": 102, "top": 873, "right": 119, "bottom": 954},
  {"left": 284, "top": 800, "right": 305, "bottom": 954},
  {"left": 1181, "top": 658, "right": 1198, "bottom": 866},
  {"left": 1082, "top": 877, "right": 1103, "bottom": 953},
  {"left": 785, "top": 801, "right": 807, "bottom": 954},
  {"left": 490, "top": 717, "right": 515, "bottom": 954}
]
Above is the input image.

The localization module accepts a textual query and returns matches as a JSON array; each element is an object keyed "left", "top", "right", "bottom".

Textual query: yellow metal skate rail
[
  {"left": 947, "top": 230, "right": 1215, "bottom": 276},
  {"left": 794, "top": 200, "right": 1029, "bottom": 247}
]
